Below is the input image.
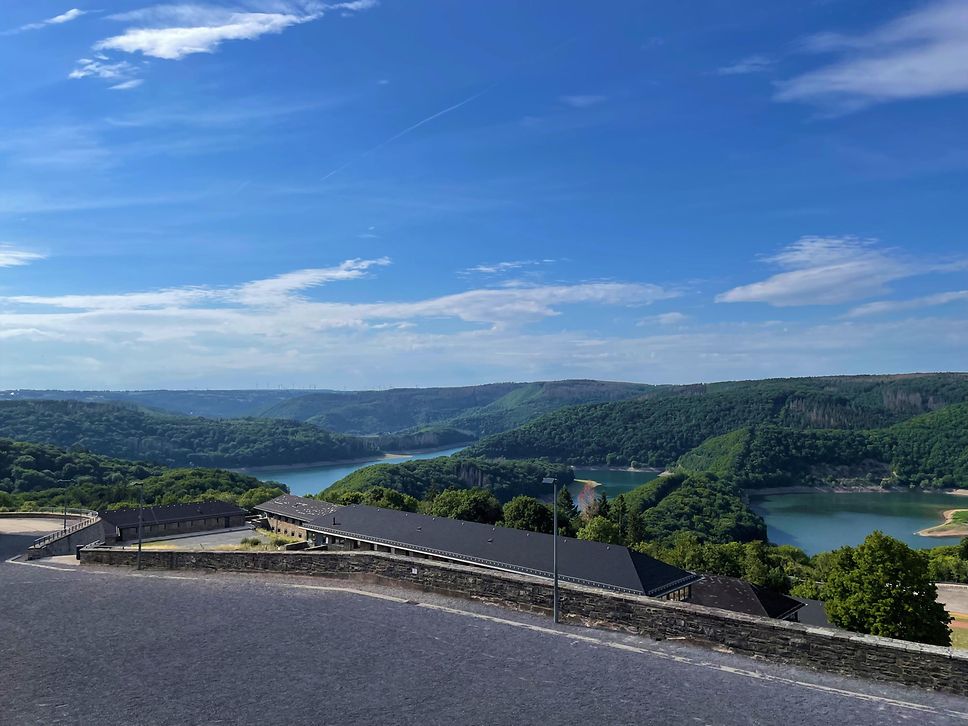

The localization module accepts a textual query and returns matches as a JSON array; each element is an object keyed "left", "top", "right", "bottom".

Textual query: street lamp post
[
  {"left": 543, "top": 476, "right": 559, "bottom": 623},
  {"left": 55, "top": 479, "right": 72, "bottom": 533},
  {"left": 136, "top": 482, "right": 145, "bottom": 571}
]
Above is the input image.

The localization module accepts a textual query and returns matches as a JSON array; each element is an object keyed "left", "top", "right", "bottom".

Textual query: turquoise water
[
  {"left": 750, "top": 491, "right": 963, "bottom": 555},
  {"left": 250, "top": 446, "right": 466, "bottom": 496},
  {"left": 570, "top": 468, "right": 660, "bottom": 511}
]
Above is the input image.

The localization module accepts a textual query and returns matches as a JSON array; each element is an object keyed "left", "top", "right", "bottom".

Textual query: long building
[
  {"left": 99, "top": 501, "right": 247, "bottom": 543},
  {"left": 303, "top": 503, "right": 699, "bottom": 600}
]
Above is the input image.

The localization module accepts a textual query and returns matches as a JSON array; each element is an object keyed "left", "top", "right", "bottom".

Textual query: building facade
[
  {"left": 253, "top": 494, "right": 342, "bottom": 540},
  {"left": 99, "top": 501, "right": 247, "bottom": 543}
]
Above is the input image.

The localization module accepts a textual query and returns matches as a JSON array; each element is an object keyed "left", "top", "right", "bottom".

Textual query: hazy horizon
[{"left": 5, "top": 369, "right": 968, "bottom": 394}]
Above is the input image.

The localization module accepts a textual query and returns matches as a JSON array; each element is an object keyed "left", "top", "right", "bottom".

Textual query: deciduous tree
[{"left": 822, "top": 531, "right": 951, "bottom": 646}]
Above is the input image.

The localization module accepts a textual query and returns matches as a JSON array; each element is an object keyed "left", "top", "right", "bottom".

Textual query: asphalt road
[
  {"left": 939, "top": 584, "right": 968, "bottom": 615},
  {"left": 3, "top": 533, "right": 968, "bottom": 726}
]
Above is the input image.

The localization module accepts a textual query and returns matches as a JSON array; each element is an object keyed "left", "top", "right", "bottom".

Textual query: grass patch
[
  {"left": 949, "top": 613, "right": 968, "bottom": 650},
  {"left": 951, "top": 628, "right": 968, "bottom": 650},
  {"left": 951, "top": 510, "right": 968, "bottom": 525}
]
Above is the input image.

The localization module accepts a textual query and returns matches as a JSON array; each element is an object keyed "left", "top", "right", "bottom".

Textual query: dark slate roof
[
  {"left": 793, "top": 597, "right": 834, "bottom": 628},
  {"left": 253, "top": 494, "right": 341, "bottom": 523},
  {"left": 306, "top": 504, "right": 698, "bottom": 597},
  {"left": 99, "top": 501, "right": 246, "bottom": 529},
  {"left": 687, "top": 575, "right": 805, "bottom": 620}
]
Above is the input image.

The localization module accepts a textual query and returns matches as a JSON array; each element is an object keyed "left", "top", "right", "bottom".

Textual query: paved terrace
[{"left": 2, "top": 522, "right": 968, "bottom": 725}]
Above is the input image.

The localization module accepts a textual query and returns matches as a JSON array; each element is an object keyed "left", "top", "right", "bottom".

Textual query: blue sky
[{"left": 0, "top": 0, "right": 966, "bottom": 389}]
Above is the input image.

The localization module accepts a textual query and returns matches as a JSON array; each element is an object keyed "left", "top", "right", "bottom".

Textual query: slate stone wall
[{"left": 80, "top": 547, "right": 968, "bottom": 695}]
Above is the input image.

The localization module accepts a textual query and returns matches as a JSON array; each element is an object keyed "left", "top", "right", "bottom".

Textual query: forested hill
[
  {"left": 322, "top": 456, "right": 575, "bottom": 503},
  {"left": 676, "top": 403, "right": 968, "bottom": 489},
  {"left": 0, "top": 400, "right": 380, "bottom": 469},
  {"left": 1, "top": 389, "right": 309, "bottom": 418},
  {"left": 0, "top": 438, "right": 283, "bottom": 512},
  {"left": 259, "top": 379, "right": 654, "bottom": 436},
  {"left": 464, "top": 373, "right": 968, "bottom": 467},
  {"left": 3, "top": 380, "right": 654, "bottom": 436}
]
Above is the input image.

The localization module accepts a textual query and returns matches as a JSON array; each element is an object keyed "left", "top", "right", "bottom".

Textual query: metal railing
[
  {"left": 14, "top": 507, "right": 99, "bottom": 518},
  {"left": 30, "top": 510, "right": 100, "bottom": 548}
]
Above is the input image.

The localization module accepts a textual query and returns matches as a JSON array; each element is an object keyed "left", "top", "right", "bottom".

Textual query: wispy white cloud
[
  {"left": 461, "top": 259, "right": 555, "bottom": 275},
  {"left": 0, "top": 262, "right": 674, "bottom": 350},
  {"left": 559, "top": 94, "right": 607, "bottom": 108},
  {"left": 69, "top": 57, "right": 138, "bottom": 81},
  {"left": 3, "top": 308, "right": 967, "bottom": 390},
  {"left": 0, "top": 245, "right": 46, "bottom": 268},
  {"left": 0, "top": 124, "right": 113, "bottom": 170},
  {"left": 638, "top": 312, "right": 690, "bottom": 326},
  {"left": 95, "top": 9, "right": 312, "bottom": 61},
  {"left": 46, "top": 8, "right": 87, "bottom": 24},
  {"left": 105, "top": 97, "right": 339, "bottom": 128},
  {"left": 7, "top": 259, "right": 390, "bottom": 311},
  {"left": 716, "top": 55, "right": 773, "bottom": 76},
  {"left": 845, "top": 290, "right": 968, "bottom": 318},
  {"left": 109, "top": 79, "right": 145, "bottom": 91},
  {"left": 716, "top": 236, "right": 962, "bottom": 307},
  {"left": 4, "top": 8, "right": 87, "bottom": 34},
  {"left": 71, "top": 1, "right": 378, "bottom": 85},
  {"left": 230, "top": 258, "right": 390, "bottom": 306},
  {"left": 776, "top": 0, "right": 968, "bottom": 111}
]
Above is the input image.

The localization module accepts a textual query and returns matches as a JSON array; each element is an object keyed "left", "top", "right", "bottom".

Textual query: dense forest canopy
[
  {"left": 0, "top": 400, "right": 380, "bottom": 469},
  {"left": 0, "top": 438, "right": 284, "bottom": 511},
  {"left": 676, "top": 403, "right": 968, "bottom": 489},
  {"left": 322, "top": 456, "right": 574, "bottom": 503},
  {"left": 1, "top": 389, "right": 309, "bottom": 418},
  {"left": 465, "top": 373, "right": 968, "bottom": 467},
  {"left": 260, "top": 379, "right": 654, "bottom": 436},
  {"left": 2, "top": 380, "right": 653, "bottom": 435},
  {"left": 325, "top": 460, "right": 763, "bottom": 547}
]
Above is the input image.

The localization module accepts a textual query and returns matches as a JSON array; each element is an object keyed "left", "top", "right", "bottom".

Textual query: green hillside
[
  {"left": 0, "top": 400, "right": 380, "bottom": 469},
  {"left": 2, "top": 389, "right": 311, "bottom": 418},
  {"left": 259, "top": 379, "right": 653, "bottom": 435},
  {"left": 464, "top": 373, "right": 968, "bottom": 466},
  {"left": 675, "top": 403, "right": 968, "bottom": 489},
  {"left": 322, "top": 456, "right": 574, "bottom": 503},
  {"left": 0, "top": 438, "right": 282, "bottom": 511}
]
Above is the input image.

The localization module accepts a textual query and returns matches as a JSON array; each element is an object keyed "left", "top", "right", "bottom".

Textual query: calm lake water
[
  {"left": 750, "top": 491, "right": 963, "bottom": 555},
  {"left": 570, "top": 468, "right": 660, "bottom": 510},
  {"left": 251, "top": 446, "right": 467, "bottom": 496}
]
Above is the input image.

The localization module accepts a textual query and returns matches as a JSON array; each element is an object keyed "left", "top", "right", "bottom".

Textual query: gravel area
[{"left": 0, "top": 518, "right": 83, "bottom": 535}]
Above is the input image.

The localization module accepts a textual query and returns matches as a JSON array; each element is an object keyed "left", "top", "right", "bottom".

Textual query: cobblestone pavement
[{"left": 4, "top": 533, "right": 968, "bottom": 726}]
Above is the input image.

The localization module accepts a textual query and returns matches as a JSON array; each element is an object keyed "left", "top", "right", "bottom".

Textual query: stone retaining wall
[
  {"left": 80, "top": 547, "right": 968, "bottom": 696},
  {"left": 27, "top": 520, "right": 109, "bottom": 559}
]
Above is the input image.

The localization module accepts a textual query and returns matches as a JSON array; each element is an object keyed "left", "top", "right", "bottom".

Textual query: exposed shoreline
[
  {"left": 235, "top": 446, "right": 463, "bottom": 474},
  {"left": 234, "top": 454, "right": 394, "bottom": 474},
  {"left": 918, "top": 509, "right": 968, "bottom": 538},
  {"left": 746, "top": 485, "right": 903, "bottom": 497},
  {"left": 748, "top": 485, "right": 968, "bottom": 497},
  {"left": 572, "top": 465, "right": 665, "bottom": 474},
  {"left": 383, "top": 442, "right": 472, "bottom": 455}
]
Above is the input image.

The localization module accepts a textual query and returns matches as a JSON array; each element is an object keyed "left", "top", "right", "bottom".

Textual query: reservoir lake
[
  {"left": 251, "top": 446, "right": 467, "bottom": 496},
  {"left": 570, "top": 468, "right": 660, "bottom": 509},
  {"left": 750, "top": 491, "right": 962, "bottom": 555}
]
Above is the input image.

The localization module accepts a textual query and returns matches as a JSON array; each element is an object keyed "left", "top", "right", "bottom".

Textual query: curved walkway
[{"left": 3, "top": 530, "right": 968, "bottom": 725}]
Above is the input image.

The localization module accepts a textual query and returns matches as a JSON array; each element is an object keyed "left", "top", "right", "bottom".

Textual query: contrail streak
[{"left": 320, "top": 87, "right": 492, "bottom": 181}]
